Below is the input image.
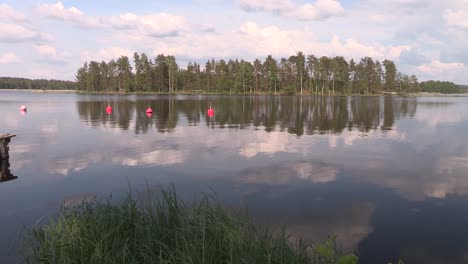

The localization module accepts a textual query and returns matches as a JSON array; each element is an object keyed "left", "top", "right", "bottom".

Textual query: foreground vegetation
[{"left": 24, "top": 188, "right": 358, "bottom": 264}]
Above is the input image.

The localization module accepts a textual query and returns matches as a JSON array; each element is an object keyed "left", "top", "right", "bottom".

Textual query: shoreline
[
  {"left": 0, "top": 89, "right": 76, "bottom": 93},
  {"left": 2, "top": 89, "right": 467, "bottom": 97}
]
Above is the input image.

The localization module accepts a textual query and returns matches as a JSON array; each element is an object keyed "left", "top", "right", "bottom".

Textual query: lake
[{"left": 1, "top": 91, "right": 468, "bottom": 263}]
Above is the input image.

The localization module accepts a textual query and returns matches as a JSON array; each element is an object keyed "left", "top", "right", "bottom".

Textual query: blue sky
[{"left": 0, "top": 0, "right": 467, "bottom": 83}]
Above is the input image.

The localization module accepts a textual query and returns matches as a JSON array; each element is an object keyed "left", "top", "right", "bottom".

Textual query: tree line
[
  {"left": 420, "top": 81, "right": 464, "bottom": 94},
  {"left": 75, "top": 52, "right": 421, "bottom": 94},
  {"left": 0, "top": 77, "right": 76, "bottom": 90}
]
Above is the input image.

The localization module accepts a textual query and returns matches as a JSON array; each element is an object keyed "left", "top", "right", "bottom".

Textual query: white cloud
[
  {"left": 443, "top": 9, "right": 468, "bottom": 28},
  {"left": 0, "top": 3, "right": 27, "bottom": 22},
  {"left": 365, "top": 0, "right": 430, "bottom": 9},
  {"left": 417, "top": 60, "right": 466, "bottom": 74},
  {"left": 238, "top": 21, "right": 310, "bottom": 56},
  {"left": 135, "top": 21, "right": 415, "bottom": 73},
  {"left": 238, "top": 0, "right": 295, "bottom": 13},
  {"left": 392, "top": 0, "right": 426, "bottom": 4},
  {"left": 367, "top": 14, "right": 388, "bottom": 23},
  {"left": 290, "top": 0, "right": 345, "bottom": 20},
  {"left": 0, "top": 22, "right": 52, "bottom": 42},
  {"left": 35, "top": 44, "right": 57, "bottom": 57},
  {"left": 328, "top": 36, "right": 410, "bottom": 60},
  {"left": 416, "top": 57, "right": 468, "bottom": 84},
  {"left": 82, "top": 46, "right": 133, "bottom": 62},
  {"left": 0, "top": 0, "right": 466, "bottom": 82},
  {"left": 37, "top": 2, "right": 188, "bottom": 37},
  {"left": 30, "top": 68, "right": 57, "bottom": 79},
  {"left": 107, "top": 13, "right": 188, "bottom": 38},
  {"left": 238, "top": 0, "right": 344, "bottom": 21},
  {"left": 0, "top": 4, "right": 52, "bottom": 43},
  {"left": 0, "top": 52, "right": 20, "bottom": 63},
  {"left": 398, "top": 49, "right": 430, "bottom": 65},
  {"left": 236, "top": 23, "right": 409, "bottom": 60},
  {"left": 37, "top": 1, "right": 102, "bottom": 28},
  {"left": 34, "top": 44, "right": 71, "bottom": 64}
]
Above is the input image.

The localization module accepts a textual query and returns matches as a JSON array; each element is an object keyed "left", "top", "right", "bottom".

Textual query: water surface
[{"left": 1, "top": 91, "right": 468, "bottom": 263}]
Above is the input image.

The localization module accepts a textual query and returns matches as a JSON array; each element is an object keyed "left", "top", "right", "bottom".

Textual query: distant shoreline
[
  {"left": 0, "top": 89, "right": 76, "bottom": 93},
  {"left": 74, "top": 90, "right": 404, "bottom": 96},
  {"left": 1, "top": 89, "right": 467, "bottom": 97}
]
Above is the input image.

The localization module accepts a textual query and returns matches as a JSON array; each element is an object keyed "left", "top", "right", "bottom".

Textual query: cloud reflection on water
[
  {"left": 241, "top": 161, "right": 338, "bottom": 185},
  {"left": 5, "top": 95, "right": 468, "bottom": 202},
  {"left": 5, "top": 94, "right": 468, "bottom": 263},
  {"left": 9, "top": 95, "right": 468, "bottom": 203},
  {"left": 285, "top": 202, "right": 375, "bottom": 253}
]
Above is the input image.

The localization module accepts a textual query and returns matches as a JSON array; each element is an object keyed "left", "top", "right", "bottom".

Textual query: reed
[{"left": 24, "top": 187, "right": 358, "bottom": 264}]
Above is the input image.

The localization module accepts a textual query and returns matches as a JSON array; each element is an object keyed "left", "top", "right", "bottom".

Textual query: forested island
[
  {"left": 0, "top": 77, "right": 76, "bottom": 90},
  {"left": 0, "top": 52, "right": 465, "bottom": 95},
  {"left": 75, "top": 52, "right": 420, "bottom": 95},
  {"left": 420, "top": 80, "right": 467, "bottom": 94}
]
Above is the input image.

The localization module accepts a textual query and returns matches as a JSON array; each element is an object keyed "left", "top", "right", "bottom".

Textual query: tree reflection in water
[{"left": 76, "top": 96, "right": 418, "bottom": 136}]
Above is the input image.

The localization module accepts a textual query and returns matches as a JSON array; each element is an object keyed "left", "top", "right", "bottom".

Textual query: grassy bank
[{"left": 24, "top": 188, "right": 358, "bottom": 264}]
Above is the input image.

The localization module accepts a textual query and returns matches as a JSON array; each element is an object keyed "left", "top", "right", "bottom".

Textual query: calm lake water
[{"left": 1, "top": 91, "right": 468, "bottom": 263}]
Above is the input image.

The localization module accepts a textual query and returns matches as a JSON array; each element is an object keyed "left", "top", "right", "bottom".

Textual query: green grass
[{"left": 24, "top": 187, "right": 358, "bottom": 264}]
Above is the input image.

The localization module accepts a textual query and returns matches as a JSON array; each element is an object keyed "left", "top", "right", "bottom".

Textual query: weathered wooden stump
[
  {"left": 0, "top": 134, "right": 17, "bottom": 182},
  {"left": 0, "top": 134, "right": 16, "bottom": 160},
  {"left": 0, "top": 158, "right": 17, "bottom": 182}
]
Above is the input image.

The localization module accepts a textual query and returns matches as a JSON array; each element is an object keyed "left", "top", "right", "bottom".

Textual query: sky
[{"left": 0, "top": 0, "right": 467, "bottom": 83}]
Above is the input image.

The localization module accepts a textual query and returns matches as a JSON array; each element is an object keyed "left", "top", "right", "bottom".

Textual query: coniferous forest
[
  {"left": 1, "top": 52, "right": 464, "bottom": 94},
  {"left": 419, "top": 80, "right": 464, "bottom": 94},
  {"left": 0, "top": 77, "right": 76, "bottom": 90},
  {"left": 75, "top": 52, "right": 421, "bottom": 94}
]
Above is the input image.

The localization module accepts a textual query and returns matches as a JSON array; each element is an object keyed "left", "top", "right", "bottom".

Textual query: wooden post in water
[
  {"left": 0, "top": 134, "right": 16, "bottom": 160},
  {"left": 0, "top": 134, "right": 17, "bottom": 182},
  {"left": 0, "top": 158, "right": 17, "bottom": 182}
]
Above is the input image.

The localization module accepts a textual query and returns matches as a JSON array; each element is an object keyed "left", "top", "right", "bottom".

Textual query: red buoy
[
  {"left": 106, "top": 105, "right": 112, "bottom": 114},
  {"left": 20, "top": 105, "right": 27, "bottom": 111},
  {"left": 146, "top": 107, "right": 153, "bottom": 113},
  {"left": 207, "top": 107, "right": 214, "bottom": 117}
]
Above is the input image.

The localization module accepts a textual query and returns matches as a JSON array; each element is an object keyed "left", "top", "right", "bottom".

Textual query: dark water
[{"left": 1, "top": 91, "right": 468, "bottom": 263}]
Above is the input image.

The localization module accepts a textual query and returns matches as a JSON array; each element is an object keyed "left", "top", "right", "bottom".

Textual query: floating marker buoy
[
  {"left": 207, "top": 107, "right": 214, "bottom": 117},
  {"left": 20, "top": 105, "right": 27, "bottom": 111},
  {"left": 146, "top": 112, "right": 153, "bottom": 118},
  {"left": 146, "top": 107, "right": 153, "bottom": 113},
  {"left": 106, "top": 105, "right": 113, "bottom": 114}
]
